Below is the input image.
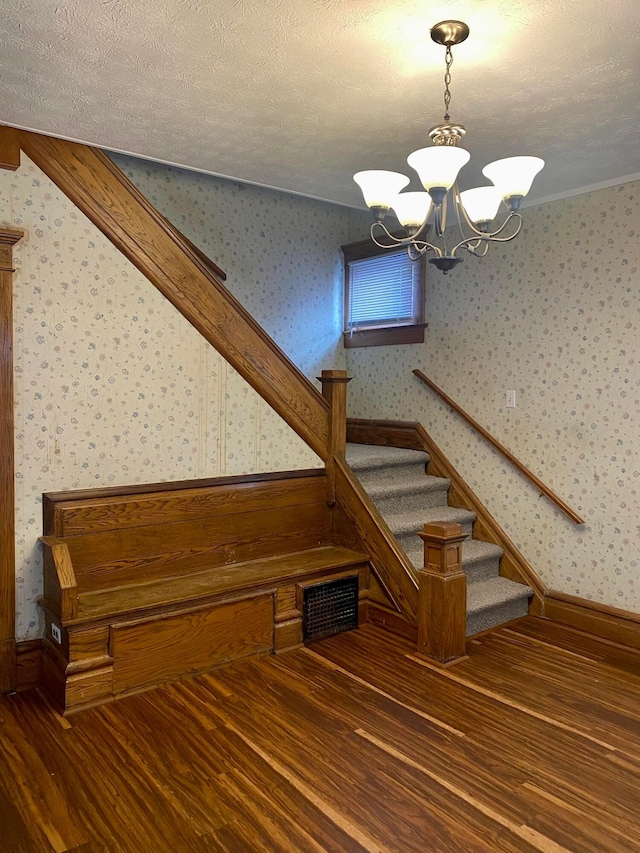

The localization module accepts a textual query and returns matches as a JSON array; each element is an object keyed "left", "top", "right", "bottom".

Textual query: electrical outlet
[
  {"left": 51, "top": 623, "right": 62, "bottom": 644},
  {"left": 505, "top": 390, "right": 516, "bottom": 408}
]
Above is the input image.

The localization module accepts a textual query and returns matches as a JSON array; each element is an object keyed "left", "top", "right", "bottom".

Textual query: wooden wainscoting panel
[
  {"left": 15, "top": 639, "right": 43, "bottom": 692},
  {"left": 44, "top": 470, "right": 327, "bottom": 537},
  {"left": 545, "top": 591, "right": 640, "bottom": 650},
  {"left": 65, "top": 501, "right": 332, "bottom": 591},
  {"left": 111, "top": 595, "right": 274, "bottom": 695}
]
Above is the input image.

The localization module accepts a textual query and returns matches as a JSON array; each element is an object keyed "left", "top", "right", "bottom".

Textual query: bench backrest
[{"left": 43, "top": 470, "right": 330, "bottom": 592}]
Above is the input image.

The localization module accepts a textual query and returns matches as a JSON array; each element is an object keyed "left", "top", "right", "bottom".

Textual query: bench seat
[
  {"left": 47, "top": 545, "right": 369, "bottom": 626},
  {"left": 38, "top": 471, "right": 372, "bottom": 714}
]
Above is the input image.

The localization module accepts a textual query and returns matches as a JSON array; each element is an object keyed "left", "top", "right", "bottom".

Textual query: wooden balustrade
[
  {"left": 413, "top": 368, "right": 585, "bottom": 525},
  {"left": 416, "top": 522, "right": 468, "bottom": 665}
]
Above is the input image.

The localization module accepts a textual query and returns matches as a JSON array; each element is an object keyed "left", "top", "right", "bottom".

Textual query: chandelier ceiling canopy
[{"left": 354, "top": 20, "right": 544, "bottom": 274}]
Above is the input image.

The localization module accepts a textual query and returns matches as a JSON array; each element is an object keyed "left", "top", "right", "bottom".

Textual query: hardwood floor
[{"left": 2, "top": 617, "right": 640, "bottom": 852}]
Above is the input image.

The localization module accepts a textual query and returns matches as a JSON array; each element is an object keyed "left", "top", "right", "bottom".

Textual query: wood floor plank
[{"left": 3, "top": 617, "right": 640, "bottom": 851}]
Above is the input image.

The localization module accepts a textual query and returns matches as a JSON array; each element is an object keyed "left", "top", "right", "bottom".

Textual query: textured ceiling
[{"left": 2, "top": 0, "right": 640, "bottom": 208}]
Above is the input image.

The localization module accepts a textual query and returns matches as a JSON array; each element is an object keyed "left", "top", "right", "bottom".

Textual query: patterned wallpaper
[
  {"left": 111, "top": 153, "right": 371, "bottom": 379},
  {"left": 347, "top": 181, "right": 640, "bottom": 614},
  {"left": 1, "top": 154, "right": 359, "bottom": 640}
]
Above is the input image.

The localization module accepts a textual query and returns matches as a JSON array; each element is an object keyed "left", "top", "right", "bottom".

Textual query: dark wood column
[
  {"left": 318, "top": 369, "right": 351, "bottom": 505},
  {"left": 0, "top": 127, "right": 20, "bottom": 172},
  {"left": 0, "top": 229, "right": 23, "bottom": 693},
  {"left": 416, "top": 522, "right": 468, "bottom": 666}
]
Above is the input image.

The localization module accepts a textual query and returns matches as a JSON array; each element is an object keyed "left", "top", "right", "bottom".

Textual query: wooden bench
[{"left": 39, "top": 469, "right": 370, "bottom": 714}]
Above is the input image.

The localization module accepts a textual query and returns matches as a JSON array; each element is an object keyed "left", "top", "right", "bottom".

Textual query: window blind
[{"left": 346, "top": 250, "right": 420, "bottom": 330}]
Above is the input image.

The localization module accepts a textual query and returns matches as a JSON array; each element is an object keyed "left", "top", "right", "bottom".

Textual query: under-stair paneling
[
  {"left": 1, "top": 155, "right": 321, "bottom": 641},
  {"left": 346, "top": 180, "right": 640, "bottom": 615}
]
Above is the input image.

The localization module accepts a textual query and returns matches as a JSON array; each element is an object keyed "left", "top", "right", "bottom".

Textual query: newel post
[
  {"left": 416, "top": 522, "right": 468, "bottom": 666},
  {"left": 317, "top": 369, "right": 351, "bottom": 505}
]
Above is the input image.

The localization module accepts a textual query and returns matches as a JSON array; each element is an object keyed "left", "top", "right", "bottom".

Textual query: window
[{"left": 342, "top": 237, "right": 426, "bottom": 348}]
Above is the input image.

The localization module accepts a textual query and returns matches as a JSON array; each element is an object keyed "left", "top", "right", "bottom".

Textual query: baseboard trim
[
  {"left": 0, "top": 638, "right": 16, "bottom": 693},
  {"left": 367, "top": 602, "right": 417, "bottom": 642},
  {"left": 545, "top": 591, "right": 640, "bottom": 650},
  {"left": 15, "top": 638, "right": 43, "bottom": 692}
]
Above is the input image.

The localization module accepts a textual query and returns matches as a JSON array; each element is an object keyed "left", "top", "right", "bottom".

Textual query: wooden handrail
[
  {"left": 18, "top": 131, "right": 330, "bottom": 460},
  {"left": 413, "top": 369, "right": 585, "bottom": 525}
]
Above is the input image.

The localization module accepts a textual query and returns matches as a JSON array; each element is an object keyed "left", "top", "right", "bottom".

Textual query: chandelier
[{"left": 353, "top": 21, "right": 544, "bottom": 274}]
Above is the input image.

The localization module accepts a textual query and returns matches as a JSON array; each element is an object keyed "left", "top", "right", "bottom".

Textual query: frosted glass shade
[
  {"left": 459, "top": 186, "right": 502, "bottom": 224},
  {"left": 353, "top": 170, "right": 410, "bottom": 209},
  {"left": 407, "top": 146, "right": 470, "bottom": 192},
  {"left": 392, "top": 192, "right": 433, "bottom": 227},
  {"left": 482, "top": 156, "right": 544, "bottom": 199}
]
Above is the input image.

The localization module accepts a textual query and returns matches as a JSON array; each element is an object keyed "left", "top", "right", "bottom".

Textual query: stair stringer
[
  {"left": 334, "top": 457, "right": 418, "bottom": 627},
  {"left": 346, "top": 418, "right": 547, "bottom": 618}
]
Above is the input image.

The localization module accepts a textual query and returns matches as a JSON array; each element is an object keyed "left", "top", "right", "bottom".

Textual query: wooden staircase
[{"left": 1, "top": 128, "right": 549, "bottom": 698}]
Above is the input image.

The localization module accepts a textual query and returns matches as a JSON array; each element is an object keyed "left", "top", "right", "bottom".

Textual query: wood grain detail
[
  {"left": 18, "top": 130, "right": 330, "bottom": 459},
  {"left": 0, "top": 126, "right": 20, "bottom": 171},
  {"left": 544, "top": 590, "right": 640, "bottom": 650},
  {"left": 417, "top": 523, "right": 468, "bottom": 665},
  {"left": 111, "top": 595, "right": 273, "bottom": 695},
  {"left": 4, "top": 618, "right": 640, "bottom": 850},
  {"left": 347, "top": 418, "right": 546, "bottom": 609},
  {"left": 15, "top": 639, "right": 43, "bottom": 693},
  {"left": 0, "top": 229, "right": 23, "bottom": 694},
  {"left": 38, "top": 472, "right": 372, "bottom": 710},
  {"left": 44, "top": 470, "right": 327, "bottom": 537}
]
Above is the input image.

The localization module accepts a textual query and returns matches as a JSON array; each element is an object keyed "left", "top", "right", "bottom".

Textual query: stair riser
[
  {"left": 354, "top": 463, "right": 429, "bottom": 490},
  {"left": 371, "top": 486, "right": 450, "bottom": 516},
  {"left": 467, "top": 595, "right": 530, "bottom": 637}
]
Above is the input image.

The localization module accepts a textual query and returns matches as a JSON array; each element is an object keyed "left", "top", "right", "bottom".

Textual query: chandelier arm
[
  {"left": 370, "top": 221, "right": 412, "bottom": 249},
  {"left": 450, "top": 214, "right": 523, "bottom": 256},
  {"left": 409, "top": 239, "right": 441, "bottom": 259},
  {"left": 482, "top": 212, "right": 523, "bottom": 241},
  {"left": 465, "top": 241, "right": 490, "bottom": 258}
]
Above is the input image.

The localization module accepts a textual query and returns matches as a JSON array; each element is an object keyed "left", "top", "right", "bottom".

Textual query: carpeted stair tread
[
  {"left": 382, "top": 506, "right": 476, "bottom": 538},
  {"left": 346, "top": 444, "right": 430, "bottom": 471}
]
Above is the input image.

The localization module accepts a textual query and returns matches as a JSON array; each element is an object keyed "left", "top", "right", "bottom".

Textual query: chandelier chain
[{"left": 443, "top": 44, "right": 453, "bottom": 120}]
